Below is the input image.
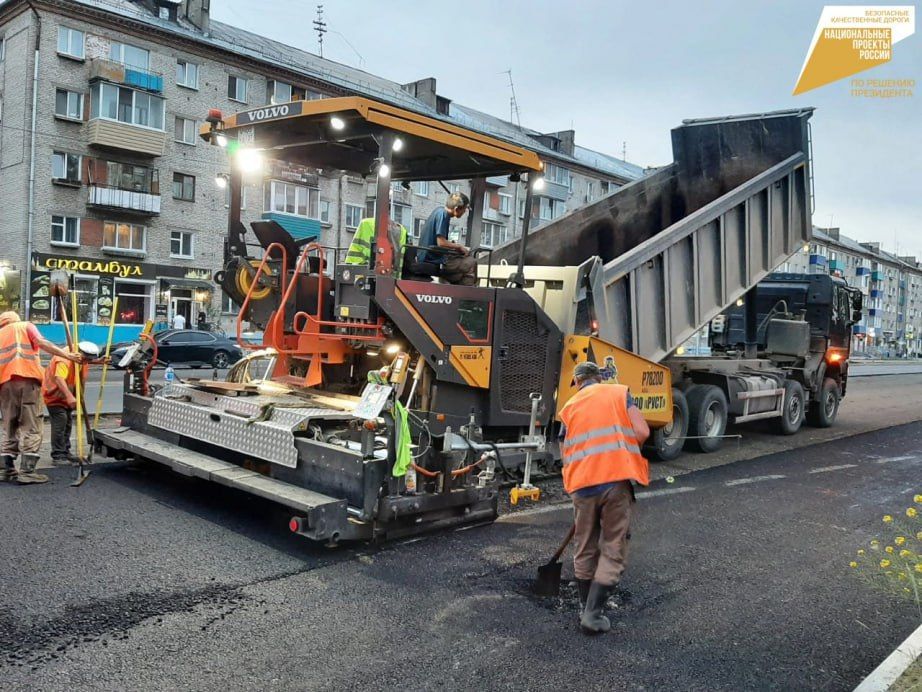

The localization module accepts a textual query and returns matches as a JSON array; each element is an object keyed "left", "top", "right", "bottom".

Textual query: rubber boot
[
  {"left": 0, "top": 455, "right": 17, "bottom": 483},
  {"left": 579, "top": 581, "right": 612, "bottom": 635},
  {"left": 16, "top": 454, "right": 48, "bottom": 484},
  {"left": 576, "top": 579, "right": 592, "bottom": 619}
]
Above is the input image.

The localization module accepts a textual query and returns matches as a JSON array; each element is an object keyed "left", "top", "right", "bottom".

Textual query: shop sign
[{"left": 40, "top": 257, "right": 145, "bottom": 278}]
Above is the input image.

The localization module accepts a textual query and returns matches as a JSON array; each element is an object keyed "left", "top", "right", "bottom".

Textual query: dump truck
[
  {"left": 488, "top": 108, "right": 861, "bottom": 460},
  {"left": 95, "top": 101, "right": 853, "bottom": 543}
]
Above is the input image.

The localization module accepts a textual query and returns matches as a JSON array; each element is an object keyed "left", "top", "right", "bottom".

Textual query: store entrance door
[{"left": 171, "top": 289, "right": 192, "bottom": 328}]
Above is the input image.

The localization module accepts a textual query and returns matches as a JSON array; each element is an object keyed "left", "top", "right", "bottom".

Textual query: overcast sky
[{"left": 213, "top": 0, "right": 921, "bottom": 258}]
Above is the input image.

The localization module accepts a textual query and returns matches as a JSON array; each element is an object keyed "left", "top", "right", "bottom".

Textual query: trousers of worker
[
  {"left": 0, "top": 378, "right": 44, "bottom": 456},
  {"left": 572, "top": 480, "right": 634, "bottom": 585}
]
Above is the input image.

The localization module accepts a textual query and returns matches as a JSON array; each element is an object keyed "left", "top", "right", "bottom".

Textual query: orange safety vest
[
  {"left": 0, "top": 322, "right": 44, "bottom": 385},
  {"left": 42, "top": 355, "right": 86, "bottom": 408},
  {"left": 559, "top": 383, "right": 649, "bottom": 493}
]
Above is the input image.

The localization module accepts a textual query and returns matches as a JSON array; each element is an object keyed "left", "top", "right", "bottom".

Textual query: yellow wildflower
[
  {"left": 914, "top": 494, "right": 922, "bottom": 503},
  {"left": 895, "top": 536, "right": 906, "bottom": 545},
  {"left": 849, "top": 561, "right": 858, "bottom": 568},
  {"left": 871, "top": 540, "right": 880, "bottom": 548},
  {"left": 917, "top": 531, "right": 922, "bottom": 540},
  {"left": 885, "top": 546, "right": 894, "bottom": 554},
  {"left": 883, "top": 515, "right": 893, "bottom": 523},
  {"left": 899, "top": 549, "right": 911, "bottom": 557},
  {"left": 898, "top": 573, "right": 906, "bottom": 580},
  {"left": 880, "top": 559, "right": 891, "bottom": 568},
  {"left": 857, "top": 549, "right": 865, "bottom": 556},
  {"left": 907, "top": 507, "right": 918, "bottom": 518},
  {"left": 916, "top": 564, "right": 922, "bottom": 574}
]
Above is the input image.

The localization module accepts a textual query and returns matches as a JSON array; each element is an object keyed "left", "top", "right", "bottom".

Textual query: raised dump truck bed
[{"left": 493, "top": 109, "right": 814, "bottom": 363}]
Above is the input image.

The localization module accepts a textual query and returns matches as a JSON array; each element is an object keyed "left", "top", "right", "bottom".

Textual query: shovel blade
[
  {"left": 70, "top": 469, "right": 90, "bottom": 487},
  {"left": 533, "top": 560, "right": 563, "bottom": 597}
]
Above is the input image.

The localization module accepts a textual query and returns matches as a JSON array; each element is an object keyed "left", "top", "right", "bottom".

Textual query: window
[
  {"left": 103, "top": 222, "right": 146, "bottom": 253},
  {"left": 344, "top": 204, "right": 363, "bottom": 230},
  {"left": 600, "top": 180, "right": 617, "bottom": 195},
  {"left": 458, "top": 299, "right": 490, "bottom": 340},
  {"left": 52, "top": 152, "right": 81, "bottom": 183},
  {"left": 544, "top": 162, "right": 570, "bottom": 187},
  {"left": 517, "top": 199, "right": 526, "bottom": 219},
  {"left": 51, "top": 215, "right": 80, "bottom": 245},
  {"left": 176, "top": 60, "right": 198, "bottom": 89},
  {"left": 482, "top": 222, "right": 508, "bottom": 248},
  {"left": 228, "top": 75, "right": 248, "bottom": 102},
  {"left": 106, "top": 161, "right": 158, "bottom": 193},
  {"left": 90, "top": 83, "right": 165, "bottom": 130},
  {"left": 586, "top": 182, "right": 595, "bottom": 203},
  {"left": 57, "top": 27, "right": 84, "bottom": 59},
  {"left": 109, "top": 42, "right": 149, "bottom": 70},
  {"left": 392, "top": 202, "right": 412, "bottom": 229},
  {"left": 170, "top": 231, "right": 194, "bottom": 258},
  {"left": 54, "top": 89, "right": 84, "bottom": 120},
  {"left": 174, "top": 116, "right": 196, "bottom": 144},
  {"left": 412, "top": 218, "right": 425, "bottom": 240},
  {"left": 265, "top": 180, "right": 318, "bottom": 218},
  {"left": 539, "top": 197, "right": 566, "bottom": 221},
  {"left": 224, "top": 184, "right": 247, "bottom": 210},
  {"left": 319, "top": 200, "right": 331, "bottom": 224},
  {"left": 115, "top": 281, "right": 153, "bottom": 324},
  {"left": 412, "top": 181, "right": 429, "bottom": 197},
  {"left": 73, "top": 277, "right": 97, "bottom": 323},
  {"left": 172, "top": 173, "right": 195, "bottom": 201},
  {"left": 498, "top": 193, "right": 512, "bottom": 215},
  {"left": 447, "top": 182, "right": 462, "bottom": 195},
  {"left": 268, "top": 80, "right": 292, "bottom": 104}
]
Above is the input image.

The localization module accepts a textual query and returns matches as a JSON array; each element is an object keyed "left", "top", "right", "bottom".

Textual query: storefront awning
[{"left": 160, "top": 278, "right": 214, "bottom": 291}]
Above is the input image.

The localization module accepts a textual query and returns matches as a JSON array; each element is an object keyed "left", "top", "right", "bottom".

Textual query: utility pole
[
  {"left": 313, "top": 4, "right": 327, "bottom": 57},
  {"left": 503, "top": 70, "right": 521, "bottom": 127}
]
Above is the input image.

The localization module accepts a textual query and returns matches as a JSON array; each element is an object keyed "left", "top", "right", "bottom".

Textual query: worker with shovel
[
  {"left": 42, "top": 341, "right": 100, "bottom": 467},
  {"left": 558, "top": 361, "right": 650, "bottom": 635},
  {"left": 0, "top": 311, "right": 81, "bottom": 484}
]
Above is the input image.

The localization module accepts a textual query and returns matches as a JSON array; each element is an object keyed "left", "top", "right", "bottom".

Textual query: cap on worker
[
  {"left": 0, "top": 311, "right": 20, "bottom": 327},
  {"left": 77, "top": 341, "right": 100, "bottom": 357},
  {"left": 573, "top": 361, "right": 601, "bottom": 380}
]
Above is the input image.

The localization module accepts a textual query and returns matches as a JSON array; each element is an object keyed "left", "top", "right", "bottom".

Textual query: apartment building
[
  {"left": 781, "top": 228, "right": 922, "bottom": 356},
  {"left": 0, "top": 0, "right": 643, "bottom": 339}
]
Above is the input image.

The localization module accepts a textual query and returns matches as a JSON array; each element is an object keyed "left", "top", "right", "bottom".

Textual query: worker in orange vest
[
  {"left": 558, "top": 360, "right": 650, "bottom": 635},
  {"left": 0, "top": 311, "right": 81, "bottom": 484},
  {"left": 43, "top": 341, "right": 100, "bottom": 466}
]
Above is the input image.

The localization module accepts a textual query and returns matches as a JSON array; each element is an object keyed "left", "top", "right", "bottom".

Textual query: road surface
[{"left": 0, "top": 421, "right": 919, "bottom": 690}]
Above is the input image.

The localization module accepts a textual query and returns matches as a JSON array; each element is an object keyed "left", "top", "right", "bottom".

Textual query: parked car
[{"left": 111, "top": 329, "right": 244, "bottom": 369}]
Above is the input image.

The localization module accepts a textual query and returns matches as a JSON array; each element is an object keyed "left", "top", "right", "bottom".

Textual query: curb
[{"left": 854, "top": 622, "right": 922, "bottom": 692}]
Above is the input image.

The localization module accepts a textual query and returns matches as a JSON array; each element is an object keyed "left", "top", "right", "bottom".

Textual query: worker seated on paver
[
  {"left": 418, "top": 193, "right": 477, "bottom": 286},
  {"left": 345, "top": 217, "right": 407, "bottom": 274}
]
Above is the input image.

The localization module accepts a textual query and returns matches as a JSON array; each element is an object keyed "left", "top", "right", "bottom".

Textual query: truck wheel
[
  {"left": 645, "top": 388, "right": 689, "bottom": 462},
  {"left": 684, "top": 385, "right": 728, "bottom": 453},
  {"left": 806, "top": 378, "right": 840, "bottom": 428},
  {"left": 775, "top": 380, "right": 805, "bottom": 435}
]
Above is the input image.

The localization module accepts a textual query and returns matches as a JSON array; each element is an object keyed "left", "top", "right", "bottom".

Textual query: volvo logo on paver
[
  {"left": 415, "top": 295, "right": 452, "bottom": 305},
  {"left": 240, "top": 102, "right": 302, "bottom": 124}
]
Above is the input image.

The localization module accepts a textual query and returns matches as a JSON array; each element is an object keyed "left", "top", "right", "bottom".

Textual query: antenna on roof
[
  {"left": 622, "top": 141, "right": 627, "bottom": 161},
  {"left": 313, "top": 4, "right": 327, "bottom": 57},
  {"left": 503, "top": 70, "right": 521, "bottom": 128}
]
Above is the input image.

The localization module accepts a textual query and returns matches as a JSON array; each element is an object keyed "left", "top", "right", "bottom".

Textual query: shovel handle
[{"left": 550, "top": 524, "right": 576, "bottom": 564}]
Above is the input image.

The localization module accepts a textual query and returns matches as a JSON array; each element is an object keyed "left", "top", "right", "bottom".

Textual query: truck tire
[
  {"left": 684, "top": 385, "right": 728, "bottom": 453},
  {"left": 645, "top": 388, "right": 689, "bottom": 462},
  {"left": 775, "top": 379, "right": 805, "bottom": 435},
  {"left": 806, "top": 377, "right": 840, "bottom": 428}
]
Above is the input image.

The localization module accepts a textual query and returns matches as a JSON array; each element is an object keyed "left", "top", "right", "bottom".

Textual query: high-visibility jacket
[
  {"left": 42, "top": 355, "right": 87, "bottom": 408},
  {"left": 558, "top": 383, "right": 648, "bottom": 492},
  {"left": 345, "top": 218, "right": 407, "bottom": 270},
  {"left": 0, "top": 321, "right": 44, "bottom": 385}
]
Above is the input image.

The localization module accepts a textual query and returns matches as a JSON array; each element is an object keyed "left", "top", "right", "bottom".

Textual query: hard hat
[
  {"left": 77, "top": 341, "right": 100, "bottom": 357},
  {"left": 0, "top": 311, "right": 20, "bottom": 327},
  {"left": 573, "top": 361, "right": 601, "bottom": 380}
]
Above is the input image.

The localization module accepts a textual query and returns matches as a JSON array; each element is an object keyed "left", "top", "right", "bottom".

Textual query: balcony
[
  {"left": 869, "top": 308, "right": 880, "bottom": 317},
  {"left": 89, "top": 58, "right": 163, "bottom": 93},
  {"left": 87, "top": 119, "right": 166, "bottom": 157},
  {"left": 871, "top": 270, "right": 884, "bottom": 281},
  {"left": 828, "top": 259, "right": 846, "bottom": 272},
  {"left": 870, "top": 289, "right": 882, "bottom": 298},
  {"left": 852, "top": 324, "right": 867, "bottom": 335},
  {"left": 483, "top": 206, "right": 500, "bottom": 221},
  {"left": 856, "top": 266, "right": 870, "bottom": 275},
  {"left": 539, "top": 180, "right": 570, "bottom": 202},
  {"left": 87, "top": 185, "right": 160, "bottom": 215},
  {"left": 809, "top": 254, "right": 827, "bottom": 266},
  {"left": 486, "top": 175, "right": 509, "bottom": 187}
]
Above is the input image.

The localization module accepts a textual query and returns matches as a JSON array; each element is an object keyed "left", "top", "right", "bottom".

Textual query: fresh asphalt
[{"left": 0, "top": 420, "right": 919, "bottom": 690}]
